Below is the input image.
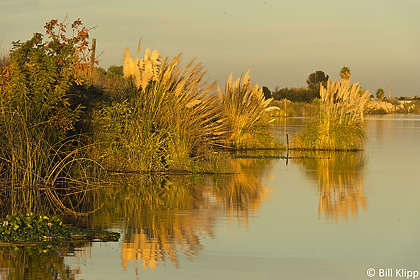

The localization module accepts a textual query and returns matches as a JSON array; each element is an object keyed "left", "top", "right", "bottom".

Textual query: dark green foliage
[
  {"left": 107, "top": 65, "right": 123, "bottom": 76},
  {"left": 272, "top": 86, "right": 319, "bottom": 102},
  {"left": 376, "top": 88, "right": 385, "bottom": 100},
  {"left": 0, "top": 213, "right": 120, "bottom": 243},
  {"left": 262, "top": 86, "right": 271, "bottom": 99},
  {"left": 306, "top": 70, "right": 329, "bottom": 93}
]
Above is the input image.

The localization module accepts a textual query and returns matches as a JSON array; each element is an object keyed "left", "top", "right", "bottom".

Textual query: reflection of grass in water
[
  {"left": 0, "top": 244, "right": 86, "bottom": 280},
  {"left": 0, "top": 182, "right": 103, "bottom": 218},
  {"left": 91, "top": 174, "right": 209, "bottom": 269},
  {"left": 293, "top": 151, "right": 367, "bottom": 222},
  {"left": 212, "top": 157, "right": 272, "bottom": 228},
  {"left": 89, "top": 157, "right": 273, "bottom": 270}
]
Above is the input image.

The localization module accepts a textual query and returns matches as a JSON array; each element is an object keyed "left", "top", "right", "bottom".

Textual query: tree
[
  {"left": 339, "top": 66, "right": 351, "bottom": 80},
  {"left": 262, "top": 86, "right": 271, "bottom": 99},
  {"left": 306, "top": 70, "right": 329, "bottom": 99},
  {"left": 376, "top": 88, "right": 385, "bottom": 100},
  {"left": 272, "top": 87, "right": 317, "bottom": 103}
]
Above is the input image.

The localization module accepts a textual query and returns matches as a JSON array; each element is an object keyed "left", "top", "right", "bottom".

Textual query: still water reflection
[
  {"left": 0, "top": 115, "right": 419, "bottom": 279},
  {"left": 293, "top": 151, "right": 367, "bottom": 222}
]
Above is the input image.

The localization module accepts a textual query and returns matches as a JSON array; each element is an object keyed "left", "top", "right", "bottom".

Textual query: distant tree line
[{"left": 265, "top": 70, "right": 329, "bottom": 103}]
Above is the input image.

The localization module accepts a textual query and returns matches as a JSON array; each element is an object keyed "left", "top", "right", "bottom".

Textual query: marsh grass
[
  {"left": 218, "top": 70, "right": 280, "bottom": 149},
  {"left": 0, "top": 103, "right": 104, "bottom": 215},
  {"left": 294, "top": 79, "right": 370, "bottom": 150}
]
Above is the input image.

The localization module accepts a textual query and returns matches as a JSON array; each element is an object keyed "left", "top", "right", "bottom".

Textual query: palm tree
[
  {"left": 339, "top": 66, "right": 351, "bottom": 80},
  {"left": 376, "top": 88, "right": 385, "bottom": 101}
]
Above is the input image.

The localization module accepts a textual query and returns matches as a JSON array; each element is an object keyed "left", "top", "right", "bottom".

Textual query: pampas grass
[
  {"left": 96, "top": 50, "right": 227, "bottom": 172},
  {"left": 123, "top": 40, "right": 162, "bottom": 91},
  {"left": 295, "top": 79, "right": 370, "bottom": 150},
  {"left": 218, "top": 70, "right": 280, "bottom": 149}
]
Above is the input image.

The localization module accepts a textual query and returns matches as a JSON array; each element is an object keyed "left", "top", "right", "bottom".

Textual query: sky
[{"left": 1, "top": 0, "right": 419, "bottom": 96}]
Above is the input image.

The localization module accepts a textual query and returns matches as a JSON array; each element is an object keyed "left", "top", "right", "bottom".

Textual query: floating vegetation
[{"left": 0, "top": 213, "right": 120, "bottom": 244}]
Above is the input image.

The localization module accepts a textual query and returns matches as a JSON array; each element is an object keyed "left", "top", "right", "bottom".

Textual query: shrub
[{"left": 0, "top": 18, "right": 99, "bottom": 187}]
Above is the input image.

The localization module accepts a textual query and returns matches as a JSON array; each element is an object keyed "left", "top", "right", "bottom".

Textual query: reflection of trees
[
  {"left": 294, "top": 151, "right": 367, "bottom": 222},
  {"left": 0, "top": 244, "right": 88, "bottom": 280}
]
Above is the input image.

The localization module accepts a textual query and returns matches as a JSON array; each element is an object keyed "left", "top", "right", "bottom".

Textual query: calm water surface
[{"left": 1, "top": 115, "right": 419, "bottom": 280}]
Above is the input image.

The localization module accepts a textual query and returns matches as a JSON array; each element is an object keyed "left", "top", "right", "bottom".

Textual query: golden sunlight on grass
[
  {"left": 294, "top": 79, "right": 371, "bottom": 151},
  {"left": 218, "top": 70, "right": 280, "bottom": 149}
]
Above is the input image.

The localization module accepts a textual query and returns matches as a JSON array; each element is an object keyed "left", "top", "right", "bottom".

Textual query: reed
[
  {"left": 294, "top": 79, "right": 370, "bottom": 150},
  {"left": 218, "top": 70, "right": 280, "bottom": 149}
]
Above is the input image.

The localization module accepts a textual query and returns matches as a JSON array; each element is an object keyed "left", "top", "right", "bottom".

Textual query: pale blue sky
[{"left": 1, "top": 0, "right": 419, "bottom": 96}]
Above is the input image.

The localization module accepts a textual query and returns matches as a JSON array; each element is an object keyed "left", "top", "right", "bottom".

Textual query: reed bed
[{"left": 294, "top": 79, "right": 370, "bottom": 151}]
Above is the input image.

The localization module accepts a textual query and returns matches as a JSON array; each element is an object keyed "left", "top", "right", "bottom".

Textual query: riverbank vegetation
[{"left": 0, "top": 17, "right": 279, "bottom": 198}]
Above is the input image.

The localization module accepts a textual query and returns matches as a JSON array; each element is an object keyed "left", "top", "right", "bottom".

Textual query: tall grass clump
[
  {"left": 295, "top": 79, "right": 370, "bottom": 150},
  {"left": 218, "top": 70, "right": 280, "bottom": 149},
  {"left": 92, "top": 43, "right": 226, "bottom": 172}
]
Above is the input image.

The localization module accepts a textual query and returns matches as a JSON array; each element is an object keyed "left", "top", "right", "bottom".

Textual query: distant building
[{"left": 395, "top": 96, "right": 415, "bottom": 104}]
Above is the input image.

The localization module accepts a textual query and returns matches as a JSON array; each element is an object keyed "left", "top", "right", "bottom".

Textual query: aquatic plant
[
  {"left": 0, "top": 213, "right": 119, "bottom": 243},
  {"left": 217, "top": 70, "right": 280, "bottom": 149},
  {"left": 295, "top": 79, "right": 370, "bottom": 150}
]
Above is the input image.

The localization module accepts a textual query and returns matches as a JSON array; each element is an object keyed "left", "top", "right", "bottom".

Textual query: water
[{"left": 1, "top": 115, "right": 419, "bottom": 280}]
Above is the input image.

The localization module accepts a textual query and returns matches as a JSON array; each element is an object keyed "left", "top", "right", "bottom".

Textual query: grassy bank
[{"left": 0, "top": 18, "right": 280, "bottom": 197}]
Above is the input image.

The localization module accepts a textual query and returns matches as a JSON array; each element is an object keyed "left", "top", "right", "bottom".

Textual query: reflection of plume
[
  {"left": 294, "top": 151, "right": 367, "bottom": 222},
  {"left": 94, "top": 157, "right": 273, "bottom": 271},
  {"left": 318, "top": 173, "right": 367, "bottom": 222},
  {"left": 95, "top": 175, "right": 214, "bottom": 271},
  {"left": 212, "top": 156, "right": 273, "bottom": 229}
]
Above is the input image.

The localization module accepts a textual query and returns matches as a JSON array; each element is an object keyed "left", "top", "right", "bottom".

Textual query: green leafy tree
[
  {"left": 376, "top": 88, "right": 385, "bottom": 100},
  {"left": 272, "top": 87, "right": 318, "bottom": 103},
  {"left": 306, "top": 70, "right": 329, "bottom": 91},
  {"left": 262, "top": 86, "right": 271, "bottom": 99},
  {"left": 306, "top": 70, "right": 329, "bottom": 100}
]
